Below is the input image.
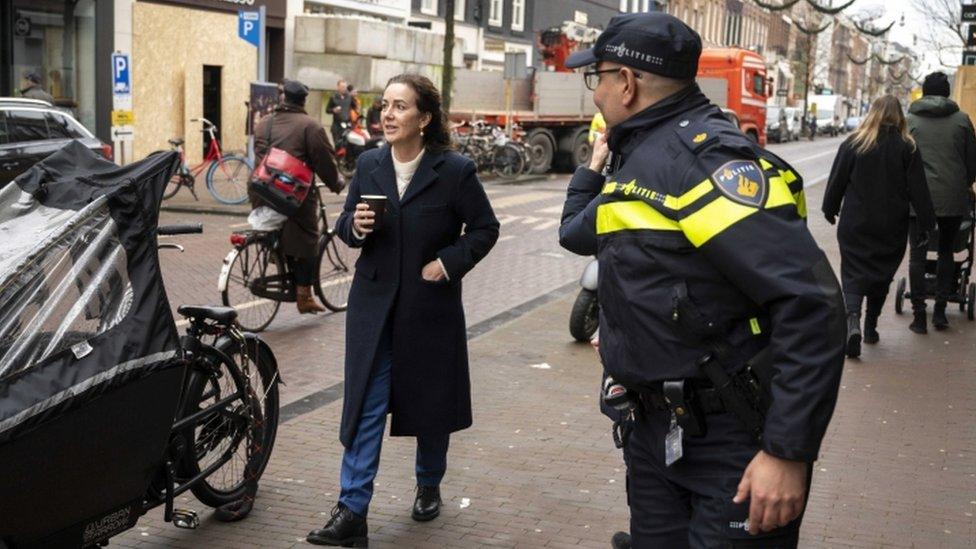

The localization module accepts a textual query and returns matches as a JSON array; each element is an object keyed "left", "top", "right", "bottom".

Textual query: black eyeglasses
[{"left": 583, "top": 68, "right": 642, "bottom": 91}]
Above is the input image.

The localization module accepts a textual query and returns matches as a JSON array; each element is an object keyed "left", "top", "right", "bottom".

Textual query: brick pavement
[{"left": 113, "top": 137, "right": 976, "bottom": 547}]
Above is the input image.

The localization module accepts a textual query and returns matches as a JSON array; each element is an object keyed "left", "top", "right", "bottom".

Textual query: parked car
[
  {"left": 766, "top": 105, "right": 800, "bottom": 143},
  {"left": 0, "top": 98, "right": 111, "bottom": 187},
  {"left": 844, "top": 116, "right": 862, "bottom": 132}
]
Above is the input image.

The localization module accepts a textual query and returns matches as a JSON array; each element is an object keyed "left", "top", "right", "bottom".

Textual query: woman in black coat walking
[
  {"left": 823, "top": 95, "right": 935, "bottom": 358},
  {"left": 306, "top": 74, "right": 499, "bottom": 547}
]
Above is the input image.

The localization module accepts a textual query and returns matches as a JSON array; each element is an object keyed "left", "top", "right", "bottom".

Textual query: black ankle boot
[
  {"left": 863, "top": 315, "right": 879, "bottom": 344},
  {"left": 307, "top": 504, "right": 368, "bottom": 547},
  {"left": 411, "top": 485, "right": 442, "bottom": 522},
  {"left": 846, "top": 312, "right": 862, "bottom": 358},
  {"left": 933, "top": 303, "right": 949, "bottom": 330},
  {"left": 909, "top": 311, "right": 927, "bottom": 334}
]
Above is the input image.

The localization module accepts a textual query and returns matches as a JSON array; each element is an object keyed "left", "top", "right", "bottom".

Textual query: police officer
[{"left": 558, "top": 12, "right": 845, "bottom": 548}]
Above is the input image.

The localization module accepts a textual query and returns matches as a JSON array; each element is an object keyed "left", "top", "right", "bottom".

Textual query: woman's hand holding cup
[{"left": 353, "top": 203, "right": 375, "bottom": 235}]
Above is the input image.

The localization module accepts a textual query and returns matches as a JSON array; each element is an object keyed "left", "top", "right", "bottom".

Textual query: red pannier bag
[{"left": 249, "top": 147, "right": 313, "bottom": 217}]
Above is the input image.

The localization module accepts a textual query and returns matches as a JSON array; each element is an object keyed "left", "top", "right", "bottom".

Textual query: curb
[{"left": 161, "top": 204, "right": 249, "bottom": 217}]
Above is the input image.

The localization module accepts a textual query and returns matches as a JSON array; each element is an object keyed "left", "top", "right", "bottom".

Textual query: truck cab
[{"left": 696, "top": 48, "right": 768, "bottom": 146}]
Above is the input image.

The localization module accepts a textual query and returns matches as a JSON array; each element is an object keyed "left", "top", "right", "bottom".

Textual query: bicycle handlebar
[
  {"left": 158, "top": 224, "right": 203, "bottom": 236},
  {"left": 190, "top": 118, "right": 218, "bottom": 133}
]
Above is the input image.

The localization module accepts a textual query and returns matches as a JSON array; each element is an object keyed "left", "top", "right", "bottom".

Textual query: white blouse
[{"left": 392, "top": 146, "right": 425, "bottom": 199}]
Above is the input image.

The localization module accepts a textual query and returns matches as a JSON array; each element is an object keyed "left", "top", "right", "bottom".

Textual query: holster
[{"left": 670, "top": 282, "right": 772, "bottom": 442}]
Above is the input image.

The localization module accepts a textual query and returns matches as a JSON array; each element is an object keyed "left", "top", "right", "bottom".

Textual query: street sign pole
[{"left": 258, "top": 5, "right": 267, "bottom": 83}]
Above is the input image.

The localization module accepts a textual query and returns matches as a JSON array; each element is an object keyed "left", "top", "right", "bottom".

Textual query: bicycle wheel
[
  {"left": 492, "top": 143, "right": 525, "bottom": 179},
  {"left": 315, "top": 231, "right": 357, "bottom": 312},
  {"left": 207, "top": 155, "right": 252, "bottom": 205},
  {"left": 179, "top": 344, "right": 265, "bottom": 508},
  {"left": 212, "top": 333, "right": 280, "bottom": 480},
  {"left": 221, "top": 239, "right": 281, "bottom": 332}
]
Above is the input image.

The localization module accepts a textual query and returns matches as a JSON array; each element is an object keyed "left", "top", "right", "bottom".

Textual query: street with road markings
[{"left": 107, "top": 135, "right": 976, "bottom": 547}]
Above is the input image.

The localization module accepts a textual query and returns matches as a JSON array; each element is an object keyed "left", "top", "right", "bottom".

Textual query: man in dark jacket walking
[
  {"left": 251, "top": 79, "right": 344, "bottom": 314},
  {"left": 906, "top": 72, "right": 976, "bottom": 332}
]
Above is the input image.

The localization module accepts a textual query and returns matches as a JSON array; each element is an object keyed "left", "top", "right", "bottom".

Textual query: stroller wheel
[
  {"left": 895, "top": 277, "right": 906, "bottom": 315},
  {"left": 968, "top": 283, "right": 975, "bottom": 321}
]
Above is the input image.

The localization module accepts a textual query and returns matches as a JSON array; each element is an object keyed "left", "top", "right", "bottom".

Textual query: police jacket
[{"left": 559, "top": 85, "right": 845, "bottom": 462}]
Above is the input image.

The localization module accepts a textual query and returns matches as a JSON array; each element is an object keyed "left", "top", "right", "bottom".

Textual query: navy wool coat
[{"left": 334, "top": 147, "right": 499, "bottom": 447}]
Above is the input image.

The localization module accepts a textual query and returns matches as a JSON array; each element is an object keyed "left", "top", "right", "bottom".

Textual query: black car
[{"left": 1, "top": 98, "right": 111, "bottom": 187}]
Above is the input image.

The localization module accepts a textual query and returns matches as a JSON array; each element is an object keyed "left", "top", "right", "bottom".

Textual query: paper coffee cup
[{"left": 361, "top": 195, "right": 387, "bottom": 229}]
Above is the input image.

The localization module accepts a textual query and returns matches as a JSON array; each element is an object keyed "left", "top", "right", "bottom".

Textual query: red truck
[{"left": 697, "top": 48, "right": 768, "bottom": 146}]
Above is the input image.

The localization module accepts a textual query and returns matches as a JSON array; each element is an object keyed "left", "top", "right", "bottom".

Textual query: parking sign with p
[{"left": 112, "top": 53, "right": 130, "bottom": 95}]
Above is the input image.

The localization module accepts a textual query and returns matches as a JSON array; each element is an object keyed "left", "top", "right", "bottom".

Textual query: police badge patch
[{"left": 710, "top": 160, "right": 767, "bottom": 207}]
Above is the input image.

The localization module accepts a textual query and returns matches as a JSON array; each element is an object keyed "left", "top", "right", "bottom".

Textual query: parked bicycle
[
  {"left": 160, "top": 118, "right": 253, "bottom": 205},
  {"left": 0, "top": 142, "right": 279, "bottom": 548},
  {"left": 219, "top": 184, "right": 356, "bottom": 331},
  {"left": 453, "top": 120, "right": 528, "bottom": 179}
]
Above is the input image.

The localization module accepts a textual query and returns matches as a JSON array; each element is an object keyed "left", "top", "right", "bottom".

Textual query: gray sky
[{"left": 853, "top": 0, "right": 949, "bottom": 75}]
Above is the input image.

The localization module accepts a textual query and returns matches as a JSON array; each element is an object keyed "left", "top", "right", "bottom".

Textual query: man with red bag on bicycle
[{"left": 250, "top": 79, "right": 345, "bottom": 315}]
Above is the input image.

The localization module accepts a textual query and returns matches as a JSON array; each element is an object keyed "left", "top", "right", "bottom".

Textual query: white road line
[
  {"left": 490, "top": 191, "right": 553, "bottom": 209},
  {"left": 806, "top": 173, "right": 829, "bottom": 187},
  {"left": 229, "top": 221, "right": 251, "bottom": 229},
  {"left": 536, "top": 205, "right": 564, "bottom": 214},
  {"left": 532, "top": 219, "right": 561, "bottom": 231},
  {"left": 791, "top": 149, "right": 836, "bottom": 164},
  {"left": 497, "top": 235, "right": 516, "bottom": 242}
]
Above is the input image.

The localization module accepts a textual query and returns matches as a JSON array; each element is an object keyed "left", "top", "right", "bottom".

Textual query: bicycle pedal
[{"left": 171, "top": 508, "right": 200, "bottom": 530}]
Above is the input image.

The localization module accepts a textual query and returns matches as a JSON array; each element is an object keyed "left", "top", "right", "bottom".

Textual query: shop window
[
  {"left": 6, "top": 110, "right": 49, "bottom": 142},
  {"left": 7, "top": 0, "right": 98, "bottom": 131}
]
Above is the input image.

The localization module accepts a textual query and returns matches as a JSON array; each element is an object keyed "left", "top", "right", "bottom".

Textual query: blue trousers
[{"left": 338, "top": 324, "right": 450, "bottom": 517}]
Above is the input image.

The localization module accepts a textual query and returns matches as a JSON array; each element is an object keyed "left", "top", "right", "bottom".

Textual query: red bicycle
[{"left": 161, "top": 118, "right": 253, "bottom": 205}]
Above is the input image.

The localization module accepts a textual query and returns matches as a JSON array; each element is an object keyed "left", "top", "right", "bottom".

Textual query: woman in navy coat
[{"left": 307, "top": 74, "right": 499, "bottom": 547}]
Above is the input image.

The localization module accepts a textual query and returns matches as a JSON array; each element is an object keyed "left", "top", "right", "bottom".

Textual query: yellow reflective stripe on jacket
[
  {"left": 679, "top": 196, "right": 758, "bottom": 247},
  {"left": 765, "top": 174, "right": 795, "bottom": 209},
  {"left": 794, "top": 190, "right": 807, "bottom": 218},
  {"left": 602, "top": 179, "right": 712, "bottom": 212},
  {"left": 596, "top": 200, "right": 681, "bottom": 234},
  {"left": 664, "top": 180, "right": 713, "bottom": 210}
]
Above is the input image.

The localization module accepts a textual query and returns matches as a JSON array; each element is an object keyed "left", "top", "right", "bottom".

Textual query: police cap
[{"left": 565, "top": 12, "right": 702, "bottom": 80}]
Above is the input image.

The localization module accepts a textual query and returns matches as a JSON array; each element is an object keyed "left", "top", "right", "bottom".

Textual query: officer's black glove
[{"left": 824, "top": 213, "right": 836, "bottom": 225}]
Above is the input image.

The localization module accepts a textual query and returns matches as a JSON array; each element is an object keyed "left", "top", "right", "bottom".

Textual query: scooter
[
  {"left": 334, "top": 121, "right": 385, "bottom": 179},
  {"left": 570, "top": 258, "right": 600, "bottom": 342}
]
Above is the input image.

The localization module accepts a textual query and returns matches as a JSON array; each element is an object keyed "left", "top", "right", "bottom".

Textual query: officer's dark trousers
[
  {"left": 626, "top": 407, "right": 810, "bottom": 548},
  {"left": 909, "top": 216, "right": 963, "bottom": 312}
]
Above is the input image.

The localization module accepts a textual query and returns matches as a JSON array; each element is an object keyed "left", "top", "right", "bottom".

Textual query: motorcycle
[
  {"left": 334, "top": 121, "right": 385, "bottom": 179},
  {"left": 569, "top": 258, "right": 600, "bottom": 342}
]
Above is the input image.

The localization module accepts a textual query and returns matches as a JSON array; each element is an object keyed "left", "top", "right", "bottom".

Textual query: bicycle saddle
[
  {"left": 177, "top": 305, "right": 238, "bottom": 324},
  {"left": 168, "top": 138, "right": 185, "bottom": 147}
]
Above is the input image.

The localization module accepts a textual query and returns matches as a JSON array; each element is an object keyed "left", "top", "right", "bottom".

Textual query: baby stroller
[{"left": 894, "top": 199, "right": 976, "bottom": 320}]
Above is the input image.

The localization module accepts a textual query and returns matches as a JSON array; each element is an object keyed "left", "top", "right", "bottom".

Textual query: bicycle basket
[{"left": 0, "top": 142, "right": 186, "bottom": 547}]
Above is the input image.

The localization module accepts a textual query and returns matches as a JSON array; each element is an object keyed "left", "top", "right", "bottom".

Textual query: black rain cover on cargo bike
[{"left": 0, "top": 141, "right": 182, "bottom": 441}]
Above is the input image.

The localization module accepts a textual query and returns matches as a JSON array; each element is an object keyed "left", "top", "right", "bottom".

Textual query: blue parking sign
[
  {"left": 239, "top": 11, "right": 261, "bottom": 48},
  {"left": 112, "top": 53, "right": 130, "bottom": 95}
]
